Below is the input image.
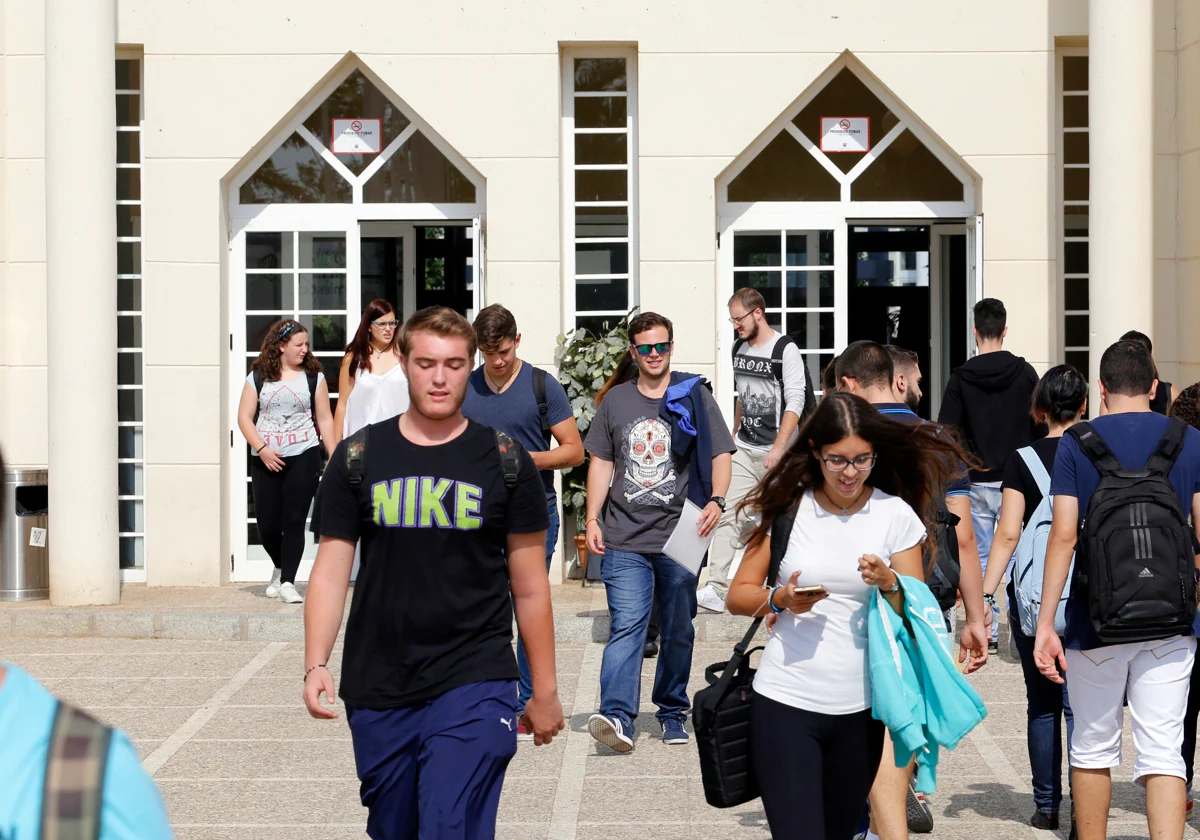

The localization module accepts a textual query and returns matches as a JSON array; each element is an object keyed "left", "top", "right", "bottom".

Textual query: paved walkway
[{"left": 1, "top": 613, "right": 1192, "bottom": 838}]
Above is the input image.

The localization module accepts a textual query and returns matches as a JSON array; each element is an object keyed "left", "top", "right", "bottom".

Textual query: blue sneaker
[
  {"left": 588, "top": 714, "right": 634, "bottom": 753},
  {"left": 661, "top": 718, "right": 689, "bottom": 745}
]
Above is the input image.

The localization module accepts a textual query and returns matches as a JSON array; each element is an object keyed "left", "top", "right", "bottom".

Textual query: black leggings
[
  {"left": 250, "top": 447, "right": 322, "bottom": 584},
  {"left": 751, "top": 693, "right": 885, "bottom": 840}
]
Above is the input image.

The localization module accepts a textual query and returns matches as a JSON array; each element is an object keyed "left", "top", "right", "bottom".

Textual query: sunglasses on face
[{"left": 633, "top": 342, "right": 672, "bottom": 356}]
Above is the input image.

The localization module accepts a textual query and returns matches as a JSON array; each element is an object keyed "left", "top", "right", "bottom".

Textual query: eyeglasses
[
  {"left": 816, "top": 453, "right": 877, "bottom": 472},
  {"left": 633, "top": 342, "right": 672, "bottom": 356},
  {"left": 371, "top": 320, "right": 400, "bottom": 329},
  {"left": 728, "top": 311, "right": 754, "bottom": 326}
]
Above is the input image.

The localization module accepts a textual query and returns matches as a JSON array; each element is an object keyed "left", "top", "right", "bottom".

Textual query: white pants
[{"left": 1065, "top": 636, "right": 1196, "bottom": 785}]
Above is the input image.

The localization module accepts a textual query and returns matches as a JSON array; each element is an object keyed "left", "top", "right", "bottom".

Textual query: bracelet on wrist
[
  {"left": 767, "top": 586, "right": 785, "bottom": 615},
  {"left": 585, "top": 517, "right": 602, "bottom": 527},
  {"left": 982, "top": 593, "right": 997, "bottom": 605},
  {"left": 304, "top": 663, "right": 328, "bottom": 681}
]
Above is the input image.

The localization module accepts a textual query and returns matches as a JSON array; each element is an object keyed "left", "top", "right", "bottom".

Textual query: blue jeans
[
  {"left": 515, "top": 497, "right": 560, "bottom": 707},
  {"left": 970, "top": 483, "right": 1003, "bottom": 641},
  {"left": 1010, "top": 593, "right": 1074, "bottom": 814},
  {"left": 599, "top": 548, "right": 698, "bottom": 727}
]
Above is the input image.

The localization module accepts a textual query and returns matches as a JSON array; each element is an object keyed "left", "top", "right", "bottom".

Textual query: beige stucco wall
[{"left": 1, "top": 0, "right": 1196, "bottom": 585}]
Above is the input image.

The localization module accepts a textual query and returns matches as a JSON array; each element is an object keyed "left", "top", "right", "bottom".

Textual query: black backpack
[
  {"left": 926, "top": 496, "right": 962, "bottom": 613},
  {"left": 692, "top": 500, "right": 795, "bottom": 808},
  {"left": 732, "top": 335, "right": 816, "bottom": 419},
  {"left": 1068, "top": 418, "right": 1197, "bottom": 644},
  {"left": 532, "top": 366, "right": 551, "bottom": 446},
  {"left": 344, "top": 423, "right": 523, "bottom": 493}
]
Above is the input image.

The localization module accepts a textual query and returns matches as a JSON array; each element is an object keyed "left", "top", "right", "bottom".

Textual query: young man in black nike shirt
[{"left": 303, "top": 306, "right": 565, "bottom": 840}]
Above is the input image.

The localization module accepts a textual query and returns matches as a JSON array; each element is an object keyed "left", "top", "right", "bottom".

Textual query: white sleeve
[
  {"left": 779, "top": 340, "right": 807, "bottom": 417},
  {"left": 890, "top": 501, "right": 928, "bottom": 557}
]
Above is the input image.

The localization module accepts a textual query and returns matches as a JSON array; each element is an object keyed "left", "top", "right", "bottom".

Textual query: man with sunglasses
[
  {"left": 697, "top": 287, "right": 810, "bottom": 615},
  {"left": 584, "top": 312, "right": 735, "bottom": 752}
]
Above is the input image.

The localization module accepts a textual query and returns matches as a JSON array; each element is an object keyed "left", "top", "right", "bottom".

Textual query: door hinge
[
  {"left": 230, "top": 553, "right": 235, "bottom": 572},
  {"left": 229, "top": 334, "right": 233, "bottom": 351},
  {"left": 230, "top": 431, "right": 234, "bottom": 447},
  {"left": 716, "top": 231, "right": 721, "bottom": 249}
]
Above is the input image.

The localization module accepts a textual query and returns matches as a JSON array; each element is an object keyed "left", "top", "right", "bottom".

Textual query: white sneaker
[
  {"left": 278, "top": 582, "right": 304, "bottom": 604},
  {"left": 265, "top": 569, "right": 282, "bottom": 599},
  {"left": 696, "top": 585, "right": 726, "bottom": 614}
]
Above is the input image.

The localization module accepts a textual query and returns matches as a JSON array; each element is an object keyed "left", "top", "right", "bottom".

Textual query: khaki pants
[{"left": 706, "top": 446, "right": 769, "bottom": 598}]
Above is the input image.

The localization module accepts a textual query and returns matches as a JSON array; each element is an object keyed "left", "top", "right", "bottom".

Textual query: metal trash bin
[{"left": 1, "top": 469, "right": 49, "bottom": 601}]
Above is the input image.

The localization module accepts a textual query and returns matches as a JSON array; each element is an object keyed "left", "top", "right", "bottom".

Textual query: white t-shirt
[
  {"left": 753, "top": 488, "right": 927, "bottom": 715},
  {"left": 247, "top": 372, "right": 320, "bottom": 458}
]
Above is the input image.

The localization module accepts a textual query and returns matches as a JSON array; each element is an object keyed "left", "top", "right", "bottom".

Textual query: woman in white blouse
[
  {"left": 333, "top": 299, "right": 409, "bottom": 444},
  {"left": 727, "top": 392, "right": 970, "bottom": 840}
]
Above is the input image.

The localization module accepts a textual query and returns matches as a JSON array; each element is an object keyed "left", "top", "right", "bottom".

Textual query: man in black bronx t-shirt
[{"left": 303, "top": 306, "right": 565, "bottom": 840}]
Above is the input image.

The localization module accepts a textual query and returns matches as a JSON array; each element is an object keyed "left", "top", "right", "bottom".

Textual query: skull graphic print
[{"left": 622, "top": 417, "right": 677, "bottom": 505}]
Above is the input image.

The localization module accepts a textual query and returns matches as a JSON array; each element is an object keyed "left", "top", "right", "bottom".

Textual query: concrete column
[
  {"left": 1087, "top": 0, "right": 1154, "bottom": 395},
  {"left": 45, "top": 0, "right": 119, "bottom": 604}
]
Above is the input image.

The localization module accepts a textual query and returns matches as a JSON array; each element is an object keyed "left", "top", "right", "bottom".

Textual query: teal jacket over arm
[{"left": 868, "top": 575, "right": 988, "bottom": 793}]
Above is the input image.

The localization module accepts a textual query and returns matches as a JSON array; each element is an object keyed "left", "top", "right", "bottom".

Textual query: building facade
[{"left": 2, "top": 0, "right": 1197, "bottom": 602}]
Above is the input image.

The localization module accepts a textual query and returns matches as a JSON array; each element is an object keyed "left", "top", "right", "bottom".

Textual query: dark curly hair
[
  {"left": 1168, "top": 383, "right": 1200, "bottom": 432},
  {"left": 739, "top": 392, "right": 972, "bottom": 567},
  {"left": 250, "top": 319, "right": 323, "bottom": 382}
]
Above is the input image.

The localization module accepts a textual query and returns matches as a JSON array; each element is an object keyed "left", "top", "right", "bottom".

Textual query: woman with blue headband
[{"left": 237, "top": 319, "right": 336, "bottom": 603}]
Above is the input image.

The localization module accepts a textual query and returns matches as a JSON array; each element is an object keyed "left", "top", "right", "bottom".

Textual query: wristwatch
[{"left": 709, "top": 496, "right": 727, "bottom": 512}]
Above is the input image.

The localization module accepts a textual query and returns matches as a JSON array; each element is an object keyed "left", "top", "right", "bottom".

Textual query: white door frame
[{"left": 930, "top": 222, "right": 966, "bottom": 419}]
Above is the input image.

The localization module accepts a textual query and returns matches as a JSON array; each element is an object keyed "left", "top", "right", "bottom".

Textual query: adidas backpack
[
  {"left": 1011, "top": 447, "right": 1072, "bottom": 637},
  {"left": 1068, "top": 418, "right": 1196, "bottom": 645},
  {"left": 925, "top": 495, "right": 962, "bottom": 613}
]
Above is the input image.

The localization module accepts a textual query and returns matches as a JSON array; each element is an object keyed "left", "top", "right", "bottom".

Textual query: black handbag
[{"left": 692, "top": 503, "right": 796, "bottom": 808}]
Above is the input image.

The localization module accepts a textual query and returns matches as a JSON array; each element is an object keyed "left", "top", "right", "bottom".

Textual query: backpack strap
[
  {"left": 731, "top": 337, "right": 746, "bottom": 360},
  {"left": 1067, "top": 421, "right": 1125, "bottom": 477},
  {"left": 41, "top": 701, "right": 112, "bottom": 840},
  {"left": 252, "top": 369, "right": 265, "bottom": 425},
  {"left": 532, "top": 366, "right": 551, "bottom": 442},
  {"left": 495, "top": 429, "right": 521, "bottom": 492},
  {"left": 731, "top": 498, "right": 798, "bottom": 656},
  {"left": 1146, "top": 417, "right": 1188, "bottom": 476},
  {"left": 1017, "top": 446, "right": 1052, "bottom": 495},
  {"left": 307, "top": 372, "right": 322, "bottom": 441},
  {"left": 345, "top": 425, "right": 370, "bottom": 488}
]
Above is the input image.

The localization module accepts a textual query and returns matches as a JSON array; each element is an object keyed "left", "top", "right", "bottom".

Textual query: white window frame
[
  {"left": 1057, "top": 47, "right": 1089, "bottom": 372},
  {"left": 715, "top": 55, "right": 978, "bottom": 420},
  {"left": 561, "top": 46, "right": 639, "bottom": 331},
  {"left": 116, "top": 49, "right": 146, "bottom": 583},
  {"left": 225, "top": 61, "right": 487, "bottom": 581}
]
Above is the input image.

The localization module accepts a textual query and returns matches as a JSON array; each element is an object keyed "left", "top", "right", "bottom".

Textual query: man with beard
[
  {"left": 886, "top": 344, "right": 923, "bottom": 413},
  {"left": 697, "top": 287, "right": 808, "bottom": 614},
  {"left": 304, "top": 306, "right": 565, "bottom": 839}
]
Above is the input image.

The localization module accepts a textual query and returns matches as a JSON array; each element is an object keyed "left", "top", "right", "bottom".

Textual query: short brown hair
[
  {"left": 400, "top": 306, "right": 477, "bottom": 358},
  {"left": 472, "top": 304, "right": 518, "bottom": 352},
  {"left": 729, "top": 287, "right": 766, "bottom": 314},
  {"left": 628, "top": 311, "right": 674, "bottom": 343},
  {"left": 884, "top": 344, "right": 919, "bottom": 372}
]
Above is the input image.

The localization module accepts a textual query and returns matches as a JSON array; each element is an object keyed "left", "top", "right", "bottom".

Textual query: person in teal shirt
[{"left": 0, "top": 662, "right": 174, "bottom": 839}]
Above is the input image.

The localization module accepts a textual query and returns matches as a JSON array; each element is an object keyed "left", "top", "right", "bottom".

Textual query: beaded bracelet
[{"left": 304, "top": 663, "right": 328, "bottom": 681}]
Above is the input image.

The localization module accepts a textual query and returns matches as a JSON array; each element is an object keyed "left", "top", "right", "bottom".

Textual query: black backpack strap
[
  {"left": 345, "top": 425, "right": 370, "bottom": 488},
  {"left": 532, "top": 367, "right": 551, "bottom": 441},
  {"left": 495, "top": 429, "right": 521, "bottom": 492},
  {"left": 732, "top": 498, "right": 798, "bottom": 656},
  {"left": 731, "top": 337, "right": 746, "bottom": 360},
  {"left": 1068, "top": 421, "right": 1125, "bottom": 476},
  {"left": 253, "top": 368, "right": 265, "bottom": 393},
  {"left": 42, "top": 701, "right": 112, "bottom": 840},
  {"left": 771, "top": 335, "right": 800, "bottom": 415},
  {"left": 1146, "top": 417, "right": 1189, "bottom": 476},
  {"left": 307, "top": 372, "right": 322, "bottom": 441}
]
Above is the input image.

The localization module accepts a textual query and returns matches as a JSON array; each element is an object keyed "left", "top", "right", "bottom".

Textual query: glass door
[
  {"left": 360, "top": 222, "right": 413, "bottom": 320},
  {"left": 231, "top": 226, "right": 360, "bottom": 582}
]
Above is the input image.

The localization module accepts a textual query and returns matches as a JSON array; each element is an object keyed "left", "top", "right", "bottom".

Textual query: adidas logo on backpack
[{"left": 1069, "top": 418, "right": 1197, "bottom": 645}]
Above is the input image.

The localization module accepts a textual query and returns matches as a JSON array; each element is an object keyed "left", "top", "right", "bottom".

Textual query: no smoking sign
[{"left": 332, "top": 118, "right": 382, "bottom": 155}]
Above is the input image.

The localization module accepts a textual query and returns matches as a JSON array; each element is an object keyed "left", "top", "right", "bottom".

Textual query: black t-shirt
[
  {"left": 1000, "top": 435, "right": 1060, "bottom": 528},
  {"left": 311, "top": 418, "right": 549, "bottom": 709}
]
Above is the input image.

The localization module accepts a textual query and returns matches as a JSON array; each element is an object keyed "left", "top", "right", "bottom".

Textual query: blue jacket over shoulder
[
  {"left": 868, "top": 574, "right": 988, "bottom": 792},
  {"left": 658, "top": 371, "right": 714, "bottom": 508}
]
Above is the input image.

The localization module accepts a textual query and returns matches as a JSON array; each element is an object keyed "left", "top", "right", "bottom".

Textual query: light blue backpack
[{"left": 1012, "top": 447, "right": 1073, "bottom": 636}]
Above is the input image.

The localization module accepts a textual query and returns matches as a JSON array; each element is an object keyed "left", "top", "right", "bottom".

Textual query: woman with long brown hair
[
  {"left": 237, "top": 319, "right": 335, "bottom": 603},
  {"left": 333, "top": 299, "right": 408, "bottom": 445},
  {"left": 726, "top": 391, "right": 971, "bottom": 840}
]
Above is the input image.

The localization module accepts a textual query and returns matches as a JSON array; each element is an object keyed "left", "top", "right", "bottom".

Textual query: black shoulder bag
[{"left": 692, "top": 501, "right": 797, "bottom": 808}]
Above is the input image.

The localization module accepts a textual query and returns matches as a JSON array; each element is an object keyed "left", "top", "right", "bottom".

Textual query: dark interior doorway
[
  {"left": 415, "top": 226, "right": 472, "bottom": 314},
  {"left": 847, "top": 226, "right": 933, "bottom": 417},
  {"left": 361, "top": 236, "right": 404, "bottom": 316}
]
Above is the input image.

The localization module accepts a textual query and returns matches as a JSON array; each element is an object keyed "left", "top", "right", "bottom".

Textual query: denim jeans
[
  {"left": 515, "top": 496, "right": 560, "bottom": 707},
  {"left": 1010, "top": 594, "right": 1074, "bottom": 814},
  {"left": 970, "top": 483, "right": 1004, "bottom": 641},
  {"left": 599, "top": 548, "right": 698, "bottom": 726}
]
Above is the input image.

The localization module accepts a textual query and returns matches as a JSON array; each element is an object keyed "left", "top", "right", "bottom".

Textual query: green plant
[{"left": 555, "top": 309, "right": 637, "bottom": 532}]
